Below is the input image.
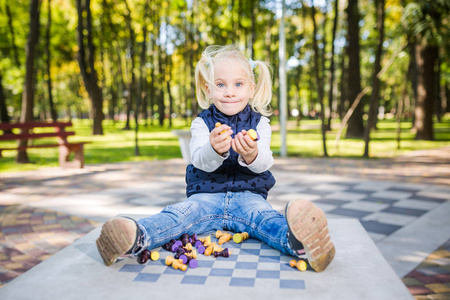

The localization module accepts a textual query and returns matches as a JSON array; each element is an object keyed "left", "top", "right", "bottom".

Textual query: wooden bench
[{"left": 0, "top": 121, "right": 90, "bottom": 168}]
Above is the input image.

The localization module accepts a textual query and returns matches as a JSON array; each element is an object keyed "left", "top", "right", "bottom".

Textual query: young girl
[{"left": 96, "top": 45, "right": 335, "bottom": 272}]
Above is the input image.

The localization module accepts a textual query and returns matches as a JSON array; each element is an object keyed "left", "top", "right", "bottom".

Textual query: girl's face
[{"left": 207, "top": 58, "right": 255, "bottom": 116}]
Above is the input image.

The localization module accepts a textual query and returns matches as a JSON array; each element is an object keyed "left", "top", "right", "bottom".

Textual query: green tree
[{"left": 402, "top": 0, "right": 449, "bottom": 140}]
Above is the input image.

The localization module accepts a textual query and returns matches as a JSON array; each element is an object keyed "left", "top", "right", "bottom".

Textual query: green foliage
[
  {"left": 1, "top": 116, "right": 449, "bottom": 172},
  {"left": 401, "top": 0, "right": 450, "bottom": 46}
]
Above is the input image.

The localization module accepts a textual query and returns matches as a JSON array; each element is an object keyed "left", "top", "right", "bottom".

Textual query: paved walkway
[{"left": 1, "top": 147, "right": 449, "bottom": 299}]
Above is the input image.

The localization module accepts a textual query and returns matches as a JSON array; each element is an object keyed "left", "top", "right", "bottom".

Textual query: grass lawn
[{"left": 1, "top": 115, "right": 449, "bottom": 173}]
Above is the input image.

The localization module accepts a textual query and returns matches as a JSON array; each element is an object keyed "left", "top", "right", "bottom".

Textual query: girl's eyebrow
[{"left": 214, "top": 77, "right": 247, "bottom": 82}]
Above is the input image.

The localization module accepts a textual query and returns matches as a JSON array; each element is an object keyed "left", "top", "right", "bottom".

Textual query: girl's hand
[
  {"left": 210, "top": 124, "right": 232, "bottom": 155},
  {"left": 232, "top": 130, "right": 258, "bottom": 164}
]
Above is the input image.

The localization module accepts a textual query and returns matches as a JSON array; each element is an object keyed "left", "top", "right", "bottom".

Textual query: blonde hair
[{"left": 195, "top": 45, "right": 273, "bottom": 116}]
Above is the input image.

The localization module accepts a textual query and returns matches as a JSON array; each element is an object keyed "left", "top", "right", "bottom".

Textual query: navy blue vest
[{"left": 186, "top": 104, "right": 276, "bottom": 199}]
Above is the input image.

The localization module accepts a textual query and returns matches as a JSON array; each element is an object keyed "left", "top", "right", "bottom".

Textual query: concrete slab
[{"left": 0, "top": 218, "right": 412, "bottom": 300}]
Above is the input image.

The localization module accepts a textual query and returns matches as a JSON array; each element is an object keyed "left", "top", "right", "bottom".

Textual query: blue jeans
[{"left": 136, "top": 191, "right": 294, "bottom": 256}]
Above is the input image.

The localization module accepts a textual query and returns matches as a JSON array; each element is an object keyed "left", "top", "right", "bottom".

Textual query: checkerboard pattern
[
  {"left": 118, "top": 235, "right": 305, "bottom": 290},
  {"left": 270, "top": 181, "right": 449, "bottom": 242}
]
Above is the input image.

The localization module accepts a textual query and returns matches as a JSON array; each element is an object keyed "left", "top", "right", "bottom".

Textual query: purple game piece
[
  {"left": 197, "top": 245, "right": 205, "bottom": 254},
  {"left": 194, "top": 240, "right": 203, "bottom": 248},
  {"left": 190, "top": 233, "right": 198, "bottom": 243},
  {"left": 181, "top": 233, "right": 190, "bottom": 246},
  {"left": 171, "top": 240, "right": 183, "bottom": 252},
  {"left": 214, "top": 248, "right": 230, "bottom": 258},
  {"left": 179, "top": 254, "right": 188, "bottom": 264},
  {"left": 188, "top": 259, "right": 198, "bottom": 269}
]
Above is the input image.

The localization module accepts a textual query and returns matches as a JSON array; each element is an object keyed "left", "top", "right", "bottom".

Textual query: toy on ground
[
  {"left": 216, "top": 230, "right": 232, "bottom": 245},
  {"left": 137, "top": 250, "right": 160, "bottom": 264},
  {"left": 290, "top": 259, "right": 308, "bottom": 271},
  {"left": 233, "top": 232, "right": 249, "bottom": 244}
]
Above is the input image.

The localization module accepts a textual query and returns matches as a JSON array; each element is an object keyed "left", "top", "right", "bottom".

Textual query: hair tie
[{"left": 249, "top": 58, "right": 257, "bottom": 70}]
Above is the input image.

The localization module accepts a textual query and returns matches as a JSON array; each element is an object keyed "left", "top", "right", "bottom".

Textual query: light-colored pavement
[{"left": 1, "top": 147, "right": 449, "bottom": 298}]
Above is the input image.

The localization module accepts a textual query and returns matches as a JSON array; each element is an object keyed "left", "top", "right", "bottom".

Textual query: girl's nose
[{"left": 224, "top": 87, "right": 236, "bottom": 97}]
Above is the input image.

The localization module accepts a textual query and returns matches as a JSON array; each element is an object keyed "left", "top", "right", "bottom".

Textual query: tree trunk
[
  {"left": 76, "top": 0, "right": 104, "bottom": 135},
  {"left": 327, "top": 0, "right": 339, "bottom": 131},
  {"left": 140, "top": 23, "right": 148, "bottom": 125},
  {"left": 45, "top": 0, "right": 57, "bottom": 122},
  {"left": 17, "top": 0, "right": 41, "bottom": 163},
  {"left": 311, "top": 3, "right": 328, "bottom": 157},
  {"left": 363, "top": 0, "right": 385, "bottom": 157},
  {"left": 345, "top": 0, "right": 364, "bottom": 138},
  {"left": 0, "top": 71, "right": 11, "bottom": 124},
  {"left": 6, "top": 3, "right": 20, "bottom": 67},
  {"left": 414, "top": 43, "right": 437, "bottom": 140}
]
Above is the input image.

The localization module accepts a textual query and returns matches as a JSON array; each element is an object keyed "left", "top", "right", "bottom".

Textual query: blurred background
[{"left": 0, "top": 0, "right": 448, "bottom": 167}]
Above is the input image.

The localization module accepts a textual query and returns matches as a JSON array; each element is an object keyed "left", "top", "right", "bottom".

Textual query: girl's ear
[
  {"left": 250, "top": 83, "right": 256, "bottom": 99},
  {"left": 206, "top": 84, "right": 213, "bottom": 99}
]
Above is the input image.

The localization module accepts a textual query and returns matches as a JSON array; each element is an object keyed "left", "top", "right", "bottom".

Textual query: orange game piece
[
  {"left": 289, "top": 259, "right": 307, "bottom": 271},
  {"left": 247, "top": 129, "right": 260, "bottom": 141}
]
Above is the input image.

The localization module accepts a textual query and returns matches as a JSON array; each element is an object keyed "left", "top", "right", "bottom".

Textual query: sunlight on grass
[{"left": 1, "top": 115, "right": 449, "bottom": 172}]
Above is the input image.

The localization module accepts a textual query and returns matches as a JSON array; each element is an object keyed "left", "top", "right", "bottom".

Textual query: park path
[{"left": 1, "top": 146, "right": 449, "bottom": 299}]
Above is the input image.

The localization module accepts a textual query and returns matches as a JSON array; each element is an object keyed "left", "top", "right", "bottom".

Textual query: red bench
[{"left": 0, "top": 121, "right": 90, "bottom": 168}]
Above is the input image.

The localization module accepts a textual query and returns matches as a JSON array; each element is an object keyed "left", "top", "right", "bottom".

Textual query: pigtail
[
  {"left": 250, "top": 60, "right": 273, "bottom": 117},
  {"left": 195, "top": 53, "right": 215, "bottom": 109}
]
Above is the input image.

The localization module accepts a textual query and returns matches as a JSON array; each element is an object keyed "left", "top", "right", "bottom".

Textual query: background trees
[{"left": 0, "top": 0, "right": 448, "bottom": 157}]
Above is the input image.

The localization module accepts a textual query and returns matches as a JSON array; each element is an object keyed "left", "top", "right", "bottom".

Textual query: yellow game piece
[
  {"left": 184, "top": 243, "right": 193, "bottom": 251},
  {"left": 233, "top": 232, "right": 249, "bottom": 244},
  {"left": 172, "top": 260, "right": 187, "bottom": 271},
  {"left": 150, "top": 251, "right": 160, "bottom": 261},
  {"left": 165, "top": 255, "right": 175, "bottom": 266},
  {"left": 218, "top": 232, "right": 232, "bottom": 245},
  {"left": 216, "top": 230, "right": 224, "bottom": 239},
  {"left": 185, "top": 249, "right": 197, "bottom": 259},
  {"left": 201, "top": 236, "right": 211, "bottom": 247},
  {"left": 290, "top": 259, "right": 307, "bottom": 271},
  {"left": 215, "top": 122, "right": 228, "bottom": 137},
  {"left": 204, "top": 243, "right": 222, "bottom": 256},
  {"left": 247, "top": 129, "right": 259, "bottom": 141}
]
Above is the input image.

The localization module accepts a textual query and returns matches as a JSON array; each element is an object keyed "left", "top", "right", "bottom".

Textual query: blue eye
[
  {"left": 236, "top": 83, "right": 242, "bottom": 87},
  {"left": 217, "top": 83, "right": 224, "bottom": 88}
]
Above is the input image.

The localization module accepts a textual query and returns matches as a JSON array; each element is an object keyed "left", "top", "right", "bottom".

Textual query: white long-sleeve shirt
[{"left": 189, "top": 116, "right": 274, "bottom": 174}]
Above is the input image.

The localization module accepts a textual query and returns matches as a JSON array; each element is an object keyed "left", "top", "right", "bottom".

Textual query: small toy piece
[
  {"left": 289, "top": 259, "right": 308, "bottom": 271},
  {"left": 150, "top": 251, "right": 160, "bottom": 261},
  {"left": 197, "top": 244, "right": 205, "bottom": 254},
  {"left": 171, "top": 240, "right": 183, "bottom": 252},
  {"left": 165, "top": 255, "right": 187, "bottom": 271},
  {"left": 247, "top": 129, "right": 260, "bottom": 141},
  {"left": 185, "top": 249, "right": 197, "bottom": 259},
  {"left": 204, "top": 243, "right": 222, "bottom": 256},
  {"left": 165, "top": 255, "right": 178, "bottom": 266},
  {"left": 181, "top": 233, "right": 190, "bottom": 246},
  {"left": 214, "top": 248, "right": 230, "bottom": 258},
  {"left": 184, "top": 243, "right": 193, "bottom": 251},
  {"left": 172, "top": 259, "right": 187, "bottom": 271},
  {"left": 138, "top": 250, "right": 160, "bottom": 264},
  {"left": 188, "top": 258, "right": 198, "bottom": 269},
  {"left": 215, "top": 122, "right": 229, "bottom": 137},
  {"left": 179, "top": 254, "right": 189, "bottom": 264},
  {"left": 233, "top": 232, "right": 249, "bottom": 244},
  {"left": 200, "top": 236, "right": 211, "bottom": 247},
  {"left": 163, "top": 239, "right": 176, "bottom": 251},
  {"left": 216, "top": 230, "right": 232, "bottom": 245},
  {"left": 138, "top": 250, "right": 151, "bottom": 264},
  {"left": 190, "top": 233, "right": 198, "bottom": 244}
]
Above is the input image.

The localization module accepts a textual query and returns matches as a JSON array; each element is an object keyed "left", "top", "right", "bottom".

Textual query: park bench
[
  {"left": 172, "top": 129, "right": 192, "bottom": 164},
  {"left": 0, "top": 121, "right": 89, "bottom": 168}
]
